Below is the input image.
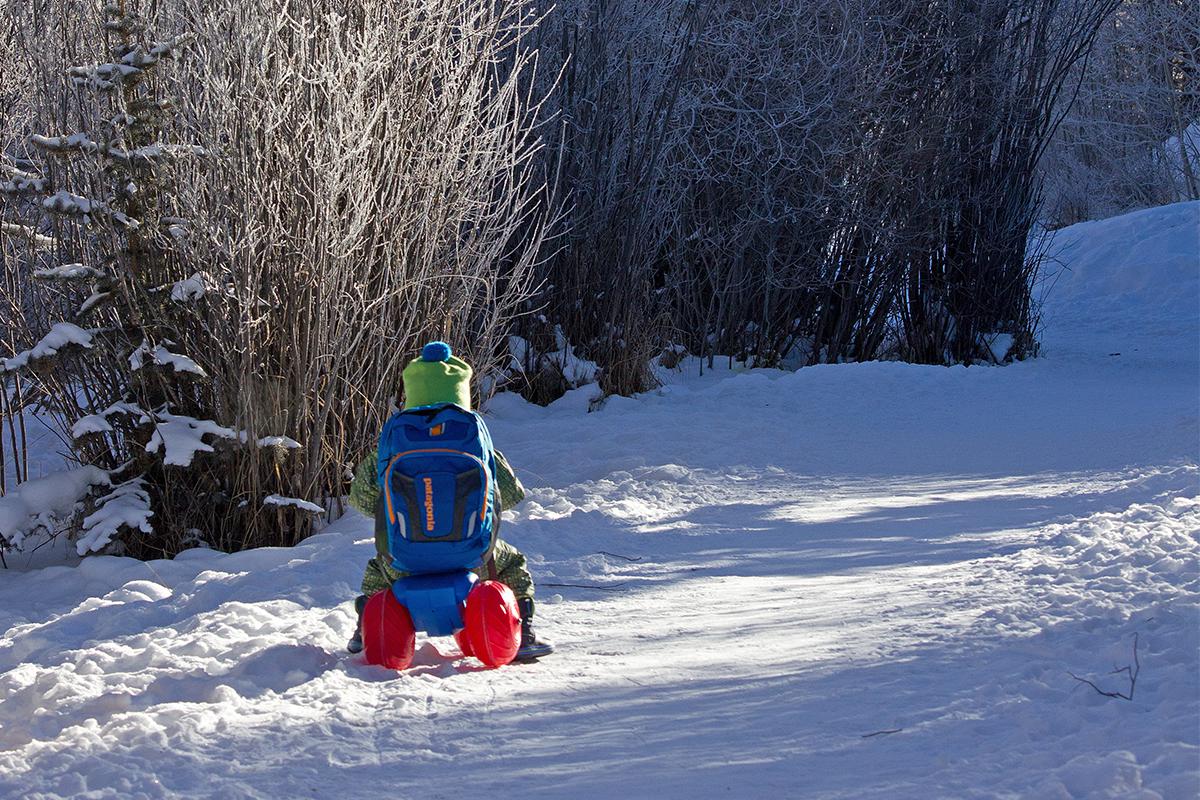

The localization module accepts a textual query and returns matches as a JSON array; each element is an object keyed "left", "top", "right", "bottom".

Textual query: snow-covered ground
[{"left": 1, "top": 202, "right": 1197, "bottom": 799}]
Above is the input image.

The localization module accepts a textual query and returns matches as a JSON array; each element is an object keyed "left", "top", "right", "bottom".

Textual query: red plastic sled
[
  {"left": 361, "top": 580, "right": 520, "bottom": 670},
  {"left": 361, "top": 590, "right": 416, "bottom": 670},
  {"left": 462, "top": 580, "right": 522, "bottom": 667}
]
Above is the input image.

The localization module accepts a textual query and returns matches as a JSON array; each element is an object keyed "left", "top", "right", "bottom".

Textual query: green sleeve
[
  {"left": 494, "top": 449, "right": 526, "bottom": 509},
  {"left": 348, "top": 448, "right": 380, "bottom": 516}
]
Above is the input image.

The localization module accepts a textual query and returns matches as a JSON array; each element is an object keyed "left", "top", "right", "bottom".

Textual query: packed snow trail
[{"left": 0, "top": 203, "right": 1197, "bottom": 799}]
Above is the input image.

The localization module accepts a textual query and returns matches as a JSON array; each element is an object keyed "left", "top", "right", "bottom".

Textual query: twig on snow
[
  {"left": 861, "top": 729, "right": 903, "bottom": 738},
  {"left": 595, "top": 550, "right": 642, "bottom": 562},
  {"left": 1069, "top": 633, "right": 1140, "bottom": 701},
  {"left": 542, "top": 581, "right": 629, "bottom": 591}
]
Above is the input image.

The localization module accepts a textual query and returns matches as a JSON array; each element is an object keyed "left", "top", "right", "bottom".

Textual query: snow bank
[{"left": 1043, "top": 200, "right": 1199, "bottom": 346}]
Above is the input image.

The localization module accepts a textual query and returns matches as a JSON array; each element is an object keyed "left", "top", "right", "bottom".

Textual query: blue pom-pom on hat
[{"left": 421, "top": 341, "right": 453, "bottom": 362}]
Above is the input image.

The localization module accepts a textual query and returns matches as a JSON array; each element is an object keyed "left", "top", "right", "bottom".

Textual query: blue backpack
[{"left": 376, "top": 404, "right": 499, "bottom": 575}]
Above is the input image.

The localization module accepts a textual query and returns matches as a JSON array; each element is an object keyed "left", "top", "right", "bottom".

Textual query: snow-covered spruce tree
[{"left": 1, "top": 3, "right": 319, "bottom": 559}]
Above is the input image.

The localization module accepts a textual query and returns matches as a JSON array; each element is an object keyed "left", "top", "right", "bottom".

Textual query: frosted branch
[
  {"left": 33, "top": 263, "right": 105, "bottom": 281},
  {"left": 1, "top": 221, "right": 55, "bottom": 249}
]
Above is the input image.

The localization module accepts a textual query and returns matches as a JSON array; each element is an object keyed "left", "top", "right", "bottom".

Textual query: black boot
[
  {"left": 347, "top": 594, "right": 367, "bottom": 654},
  {"left": 514, "top": 597, "right": 555, "bottom": 661}
]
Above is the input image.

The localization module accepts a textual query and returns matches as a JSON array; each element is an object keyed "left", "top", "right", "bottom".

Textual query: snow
[
  {"left": 2, "top": 323, "right": 94, "bottom": 373},
  {"left": 119, "top": 34, "right": 193, "bottom": 68},
  {"left": 70, "top": 414, "right": 114, "bottom": 438},
  {"left": 32, "top": 263, "right": 103, "bottom": 281},
  {"left": 77, "top": 478, "right": 154, "bottom": 555},
  {"left": 144, "top": 411, "right": 238, "bottom": 466},
  {"left": 0, "top": 202, "right": 1197, "bottom": 798},
  {"left": 41, "top": 190, "right": 96, "bottom": 220},
  {"left": 29, "top": 132, "right": 100, "bottom": 155},
  {"left": 0, "top": 165, "right": 44, "bottom": 195},
  {"left": 262, "top": 494, "right": 324, "bottom": 514},
  {"left": 67, "top": 62, "right": 142, "bottom": 91},
  {"left": 0, "top": 221, "right": 55, "bottom": 249},
  {"left": 123, "top": 144, "right": 208, "bottom": 163},
  {"left": 257, "top": 436, "right": 302, "bottom": 449},
  {"left": 0, "top": 466, "right": 109, "bottom": 550},
  {"left": 129, "top": 340, "right": 207, "bottom": 377},
  {"left": 508, "top": 328, "right": 600, "bottom": 387},
  {"left": 78, "top": 290, "right": 110, "bottom": 315},
  {"left": 1162, "top": 122, "right": 1198, "bottom": 199},
  {"left": 983, "top": 331, "right": 1014, "bottom": 363},
  {"left": 167, "top": 272, "right": 210, "bottom": 303}
]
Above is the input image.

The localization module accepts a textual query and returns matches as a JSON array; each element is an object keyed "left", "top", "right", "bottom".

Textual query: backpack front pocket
[{"left": 385, "top": 451, "right": 490, "bottom": 544}]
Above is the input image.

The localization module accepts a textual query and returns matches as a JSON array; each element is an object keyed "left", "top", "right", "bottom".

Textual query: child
[{"left": 345, "top": 342, "right": 553, "bottom": 662}]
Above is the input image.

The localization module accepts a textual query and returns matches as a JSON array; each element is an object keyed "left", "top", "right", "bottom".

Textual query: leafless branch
[
  {"left": 1069, "top": 632, "right": 1141, "bottom": 701},
  {"left": 862, "top": 728, "right": 904, "bottom": 738}
]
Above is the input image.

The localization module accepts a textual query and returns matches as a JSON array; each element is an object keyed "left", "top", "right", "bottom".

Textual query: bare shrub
[
  {"left": 534, "top": 0, "right": 1121, "bottom": 378},
  {"left": 515, "top": 0, "right": 708, "bottom": 397},
  {"left": 1, "top": 0, "right": 553, "bottom": 556},
  {"left": 1042, "top": 0, "right": 1199, "bottom": 226}
]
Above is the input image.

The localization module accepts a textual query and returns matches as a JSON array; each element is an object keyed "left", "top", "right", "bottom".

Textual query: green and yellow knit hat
[{"left": 401, "top": 341, "right": 472, "bottom": 411}]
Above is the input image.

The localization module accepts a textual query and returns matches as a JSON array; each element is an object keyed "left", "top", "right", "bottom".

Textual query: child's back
[{"left": 345, "top": 342, "right": 552, "bottom": 661}]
